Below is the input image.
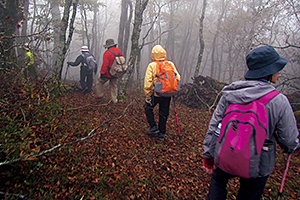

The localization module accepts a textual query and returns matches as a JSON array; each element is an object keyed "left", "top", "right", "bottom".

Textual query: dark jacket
[{"left": 68, "top": 52, "right": 97, "bottom": 72}]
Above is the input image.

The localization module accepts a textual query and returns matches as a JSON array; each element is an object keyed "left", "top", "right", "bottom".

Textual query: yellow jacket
[
  {"left": 25, "top": 51, "right": 35, "bottom": 66},
  {"left": 143, "top": 45, "right": 181, "bottom": 98}
]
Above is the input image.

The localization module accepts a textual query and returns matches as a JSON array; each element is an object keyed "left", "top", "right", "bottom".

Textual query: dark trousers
[
  {"left": 144, "top": 95, "right": 171, "bottom": 134},
  {"left": 207, "top": 167, "right": 269, "bottom": 200},
  {"left": 80, "top": 69, "right": 93, "bottom": 92}
]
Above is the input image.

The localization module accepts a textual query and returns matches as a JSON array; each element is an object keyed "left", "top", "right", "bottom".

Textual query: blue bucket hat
[{"left": 244, "top": 45, "right": 289, "bottom": 79}]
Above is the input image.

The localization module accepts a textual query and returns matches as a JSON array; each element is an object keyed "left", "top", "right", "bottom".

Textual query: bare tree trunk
[
  {"left": 50, "top": 0, "right": 61, "bottom": 70},
  {"left": 123, "top": 1, "right": 133, "bottom": 58},
  {"left": 177, "top": 1, "right": 199, "bottom": 77},
  {"left": 165, "top": 1, "right": 175, "bottom": 60},
  {"left": 16, "top": 0, "right": 29, "bottom": 64},
  {"left": 55, "top": 0, "right": 79, "bottom": 80},
  {"left": 120, "top": 0, "right": 149, "bottom": 94},
  {"left": 118, "top": 0, "right": 133, "bottom": 58},
  {"left": 118, "top": 0, "right": 128, "bottom": 51},
  {"left": 82, "top": 5, "right": 90, "bottom": 48},
  {"left": 30, "top": 0, "right": 37, "bottom": 35},
  {"left": 210, "top": 0, "right": 228, "bottom": 79},
  {"left": 0, "top": 0, "right": 23, "bottom": 67},
  {"left": 91, "top": 7, "right": 97, "bottom": 56},
  {"left": 217, "top": 39, "right": 224, "bottom": 81},
  {"left": 21, "top": 0, "right": 29, "bottom": 37},
  {"left": 194, "top": 0, "right": 207, "bottom": 77}
]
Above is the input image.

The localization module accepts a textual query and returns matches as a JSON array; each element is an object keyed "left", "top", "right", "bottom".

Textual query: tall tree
[
  {"left": 165, "top": 1, "right": 176, "bottom": 60},
  {"left": 50, "top": 0, "right": 61, "bottom": 71},
  {"left": 194, "top": 0, "right": 207, "bottom": 77},
  {"left": 55, "top": 0, "right": 79, "bottom": 80},
  {"left": 0, "top": 0, "right": 23, "bottom": 69},
  {"left": 118, "top": 0, "right": 133, "bottom": 57},
  {"left": 210, "top": 0, "right": 228, "bottom": 79},
  {"left": 120, "top": 0, "right": 149, "bottom": 94}
]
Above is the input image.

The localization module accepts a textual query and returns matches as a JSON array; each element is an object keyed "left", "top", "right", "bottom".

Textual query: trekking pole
[
  {"left": 64, "top": 63, "right": 70, "bottom": 84},
  {"left": 173, "top": 96, "right": 181, "bottom": 140},
  {"left": 278, "top": 153, "right": 292, "bottom": 199}
]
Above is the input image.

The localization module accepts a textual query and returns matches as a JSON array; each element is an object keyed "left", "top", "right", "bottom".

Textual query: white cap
[{"left": 81, "top": 46, "right": 89, "bottom": 51}]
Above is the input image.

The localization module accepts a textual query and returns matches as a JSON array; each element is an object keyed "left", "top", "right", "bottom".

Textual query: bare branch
[
  {"left": 0, "top": 101, "right": 133, "bottom": 167},
  {"left": 141, "top": 23, "right": 181, "bottom": 47}
]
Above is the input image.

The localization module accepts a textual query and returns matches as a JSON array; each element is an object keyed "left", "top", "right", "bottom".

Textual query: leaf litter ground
[{"left": 1, "top": 87, "right": 299, "bottom": 199}]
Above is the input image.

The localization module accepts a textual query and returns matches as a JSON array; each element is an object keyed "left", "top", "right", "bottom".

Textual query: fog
[{"left": 18, "top": 0, "right": 300, "bottom": 91}]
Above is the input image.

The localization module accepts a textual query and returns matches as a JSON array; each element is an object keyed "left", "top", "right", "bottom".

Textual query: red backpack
[
  {"left": 154, "top": 60, "right": 179, "bottom": 97},
  {"left": 215, "top": 90, "right": 280, "bottom": 178}
]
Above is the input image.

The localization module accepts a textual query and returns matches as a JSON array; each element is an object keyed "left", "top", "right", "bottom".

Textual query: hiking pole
[
  {"left": 173, "top": 96, "right": 181, "bottom": 140},
  {"left": 64, "top": 63, "right": 70, "bottom": 84},
  {"left": 278, "top": 153, "right": 292, "bottom": 199}
]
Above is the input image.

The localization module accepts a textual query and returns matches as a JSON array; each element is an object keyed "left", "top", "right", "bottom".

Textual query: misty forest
[{"left": 1, "top": 0, "right": 300, "bottom": 199}]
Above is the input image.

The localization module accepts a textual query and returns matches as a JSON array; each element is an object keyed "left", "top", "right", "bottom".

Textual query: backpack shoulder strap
[
  {"left": 81, "top": 53, "right": 87, "bottom": 64},
  {"left": 155, "top": 60, "right": 164, "bottom": 77},
  {"left": 108, "top": 49, "right": 117, "bottom": 57},
  {"left": 257, "top": 90, "right": 280, "bottom": 105}
]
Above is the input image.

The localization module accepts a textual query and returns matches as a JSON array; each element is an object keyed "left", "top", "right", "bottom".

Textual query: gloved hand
[
  {"left": 203, "top": 157, "right": 215, "bottom": 175},
  {"left": 67, "top": 61, "right": 70, "bottom": 65},
  {"left": 145, "top": 97, "right": 152, "bottom": 106},
  {"left": 294, "top": 146, "right": 300, "bottom": 154}
]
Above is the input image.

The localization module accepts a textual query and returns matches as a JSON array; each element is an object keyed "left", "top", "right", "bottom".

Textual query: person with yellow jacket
[
  {"left": 144, "top": 45, "right": 181, "bottom": 141},
  {"left": 23, "top": 43, "right": 37, "bottom": 81}
]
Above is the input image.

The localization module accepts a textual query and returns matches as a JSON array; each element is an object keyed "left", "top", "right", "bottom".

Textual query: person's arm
[
  {"left": 67, "top": 55, "right": 83, "bottom": 66},
  {"left": 274, "top": 95, "right": 299, "bottom": 153},
  {"left": 202, "top": 95, "right": 228, "bottom": 174},
  {"left": 144, "top": 63, "right": 155, "bottom": 98},
  {"left": 203, "top": 95, "right": 228, "bottom": 158},
  {"left": 100, "top": 51, "right": 110, "bottom": 75}
]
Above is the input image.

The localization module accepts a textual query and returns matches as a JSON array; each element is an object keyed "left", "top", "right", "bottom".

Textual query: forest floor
[{"left": 1, "top": 86, "right": 300, "bottom": 200}]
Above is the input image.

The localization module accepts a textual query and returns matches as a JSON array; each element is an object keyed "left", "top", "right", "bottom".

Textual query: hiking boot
[
  {"left": 84, "top": 89, "right": 91, "bottom": 94},
  {"left": 82, "top": 87, "right": 88, "bottom": 94},
  {"left": 158, "top": 132, "right": 165, "bottom": 141},
  {"left": 146, "top": 126, "right": 159, "bottom": 135},
  {"left": 95, "top": 96, "right": 104, "bottom": 101}
]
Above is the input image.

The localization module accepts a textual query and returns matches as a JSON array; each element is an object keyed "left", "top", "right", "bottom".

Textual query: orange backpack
[{"left": 154, "top": 60, "right": 179, "bottom": 97}]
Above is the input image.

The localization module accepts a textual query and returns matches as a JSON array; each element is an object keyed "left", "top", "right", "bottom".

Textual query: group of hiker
[{"left": 67, "top": 40, "right": 299, "bottom": 199}]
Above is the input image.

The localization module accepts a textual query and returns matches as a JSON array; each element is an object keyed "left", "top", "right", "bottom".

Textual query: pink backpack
[{"left": 215, "top": 90, "right": 280, "bottom": 178}]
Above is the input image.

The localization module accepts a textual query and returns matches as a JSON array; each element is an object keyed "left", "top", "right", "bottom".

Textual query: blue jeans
[{"left": 207, "top": 167, "right": 269, "bottom": 200}]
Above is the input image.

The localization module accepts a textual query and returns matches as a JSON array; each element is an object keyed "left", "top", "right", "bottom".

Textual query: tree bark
[
  {"left": 210, "top": 0, "right": 228, "bottom": 79},
  {"left": 50, "top": 0, "right": 61, "bottom": 71},
  {"left": 194, "top": 0, "right": 207, "bottom": 77},
  {"left": 118, "top": 0, "right": 133, "bottom": 58},
  {"left": 0, "top": 0, "right": 23, "bottom": 65},
  {"left": 120, "top": 0, "right": 149, "bottom": 94},
  {"left": 165, "top": 2, "right": 175, "bottom": 60},
  {"left": 55, "top": 0, "right": 79, "bottom": 80}
]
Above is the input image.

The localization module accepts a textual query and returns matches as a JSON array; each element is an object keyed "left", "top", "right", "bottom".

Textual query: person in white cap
[{"left": 67, "top": 46, "right": 97, "bottom": 94}]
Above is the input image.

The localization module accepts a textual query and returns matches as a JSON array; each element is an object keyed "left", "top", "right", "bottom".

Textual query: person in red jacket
[{"left": 95, "top": 39, "right": 123, "bottom": 104}]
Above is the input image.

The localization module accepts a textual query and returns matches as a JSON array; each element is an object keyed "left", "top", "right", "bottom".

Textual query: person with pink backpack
[{"left": 202, "top": 45, "right": 300, "bottom": 200}]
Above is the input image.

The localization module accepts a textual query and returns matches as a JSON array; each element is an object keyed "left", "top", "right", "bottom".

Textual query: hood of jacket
[
  {"left": 151, "top": 45, "right": 166, "bottom": 61},
  {"left": 222, "top": 80, "right": 276, "bottom": 104}
]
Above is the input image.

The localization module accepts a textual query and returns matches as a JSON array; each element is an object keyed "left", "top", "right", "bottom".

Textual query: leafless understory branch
[{"left": 0, "top": 101, "right": 133, "bottom": 167}]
